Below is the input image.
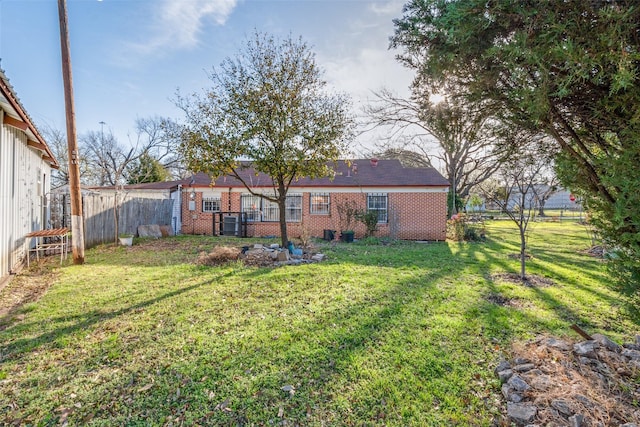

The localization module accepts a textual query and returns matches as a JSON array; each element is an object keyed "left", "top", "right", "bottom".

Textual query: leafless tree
[
  {"left": 364, "top": 86, "right": 508, "bottom": 206},
  {"left": 79, "top": 116, "right": 181, "bottom": 242},
  {"left": 39, "top": 123, "right": 91, "bottom": 189},
  {"left": 479, "top": 135, "right": 554, "bottom": 280}
]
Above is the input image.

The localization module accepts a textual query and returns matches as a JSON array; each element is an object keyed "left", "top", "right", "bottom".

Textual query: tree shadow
[{"left": 0, "top": 271, "right": 235, "bottom": 359}]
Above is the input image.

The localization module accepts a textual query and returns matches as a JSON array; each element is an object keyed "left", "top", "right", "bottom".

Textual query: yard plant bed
[{"left": 0, "top": 222, "right": 637, "bottom": 425}]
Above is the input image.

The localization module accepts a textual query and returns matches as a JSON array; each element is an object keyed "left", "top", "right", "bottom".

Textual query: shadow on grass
[
  {"left": 453, "top": 238, "right": 633, "bottom": 335},
  {"left": 2, "top": 230, "right": 635, "bottom": 425},
  {"left": 0, "top": 271, "right": 235, "bottom": 360},
  {"left": 1, "top": 243, "right": 473, "bottom": 425}
]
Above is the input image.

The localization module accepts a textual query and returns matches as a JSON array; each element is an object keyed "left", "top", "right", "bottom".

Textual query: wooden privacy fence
[{"left": 50, "top": 194, "right": 174, "bottom": 248}]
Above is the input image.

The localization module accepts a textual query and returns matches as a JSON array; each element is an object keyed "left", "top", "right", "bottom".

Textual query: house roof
[
  {"left": 0, "top": 67, "right": 59, "bottom": 169},
  {"left": 87, "top": 181, "right": 180, "bottom": 192},
  {"left": 183, "top": 159, "right": 450, "bottom": 189}
]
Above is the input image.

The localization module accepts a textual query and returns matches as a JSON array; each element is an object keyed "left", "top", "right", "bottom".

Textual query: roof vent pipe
[{"left": 370, "top": 158, "right": 378, "bottom": 167}]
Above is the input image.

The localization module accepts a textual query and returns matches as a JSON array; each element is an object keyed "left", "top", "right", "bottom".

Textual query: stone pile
[
  {"left": 241, "top": 244, "right": 326, "bottom": 267},
  {"left": 495, "top": 334, "right": 640, "bottom": 426}
]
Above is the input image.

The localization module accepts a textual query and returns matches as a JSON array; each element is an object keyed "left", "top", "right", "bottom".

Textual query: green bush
[
  {"left": 357, "top": 210, "right": 379, "bottom": 237},
  {"left": 446, "top": 213, "right": 485, "bottom": 242}
]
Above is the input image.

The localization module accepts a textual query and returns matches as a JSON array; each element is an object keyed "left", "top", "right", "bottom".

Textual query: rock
[
  {"left": 501, "top": 383, "right": 523, "bottom": 403},
  {"left": 592, "top": 333, "right": 621, "bottom": 352},
  {"left": 621, "top": 348, "right": 640, "bottom": 360},
  {"left": 513, "top": 363, "right": 536, "bottom": 373},
  {"left": 551, "top": 399, "right": 573, "bottom": 416},
  {"left": 544, "top": 337, "right": 571, "bottom": 351},
  {"left": 514, "top": 357, "right": 531, "bottom": 365},
  {"left": 573, "top": 341, "right": 599, "bottom": 358},
  {"left": 277, "top": 249, "right": 290, "bottom": 261},
  {"left": 619, "top": 424, "right": 638, "bottom": 427},
  {"left": 137, "top": 224, "right": 162, "bottom": 238},
  {"left": 159, "top": 225, "right": 173, "bottom": 236},
  {"left": 568, "top": 414, "right": 584, "bottom": 427},
  {"left": 636, "top": 335, "right": 640, "bottom": 346},
  {"left": 497, "top": 369, "right": 514, "bottom": 383},
  {"left": 623, "top": 343, "right": 640, "bottom": 351},
  {"left": 501, "top": 383, "right": 511, "bottom": 400},
  {"left": 507, "top": 402, "right": 537, "bottom": 425},
  {"left": 311, "top": 253, "right": 326, "bottom": 261},
  {"left": 573, "top": 394, "right": 594, "bottom": 408},
  {"left": 495, "top": 360, "right": 511, "bottom": 374},
  {"left": 510, "top": 392, "right": 524, "bottom": 403},
  {"left": 507, "top": 375, "right": 530, "bottom": 392},
  {"left": 529, "top": 375, "right": 553, "bottom": 391}
]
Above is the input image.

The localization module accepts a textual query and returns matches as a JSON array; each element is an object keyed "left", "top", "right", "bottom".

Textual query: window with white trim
[
  {"left": 367, "top": 193, "right": 388, "bottom": 223},
  {"left": 310, "top": 193, "right": 330, "bottom": 215},
  {"left": 285, "top": 194, "right": 302, "bottom": 222},
  {"left": 241, "top": 194, "right": 262, "bottom": 222},
  {"left": 202, "top": 197, "right": 221, "bottom": 213}
]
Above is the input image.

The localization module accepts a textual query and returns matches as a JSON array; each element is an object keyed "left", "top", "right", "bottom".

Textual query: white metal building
[{"left": 0, "top": 68, "right": 59, "bottom": 283}]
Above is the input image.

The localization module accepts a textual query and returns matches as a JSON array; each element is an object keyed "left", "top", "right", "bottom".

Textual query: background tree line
[{"left": 42, "top": 116, "right": 184, "bottom": 190}]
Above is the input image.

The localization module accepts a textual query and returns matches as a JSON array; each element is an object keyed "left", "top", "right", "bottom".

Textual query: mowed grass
[{"left": 0, "top": 221, "right": 637, "bottom": 426}]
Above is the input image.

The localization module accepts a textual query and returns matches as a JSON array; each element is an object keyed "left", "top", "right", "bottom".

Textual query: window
[
  {"left": 202, "top": 197, "right": 221, "bottom": 213},
  {"left": 262, "top": 199, "right": 280, "bottom": 222},
  {"left": 310, "top": 193, "right": 330, "bottom": 215},
  {"left": 285, "top": 194, "right": 302, "bottom": 222},
  {"left": 367, "top": 193, "right": 388, "bottom": 223},
  {"left": 240, "top": 193, "right": 302, "bottom": 222},
  {"left": 241, "top": 194, "right": 262, "bottom": 222}
]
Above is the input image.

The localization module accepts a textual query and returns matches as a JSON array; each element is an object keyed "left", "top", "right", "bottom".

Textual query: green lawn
[{"left": 0, "top": 221, "right": 636, "bottom": 426}]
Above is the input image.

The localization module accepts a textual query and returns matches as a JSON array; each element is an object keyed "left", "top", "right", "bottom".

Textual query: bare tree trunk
[
  {"left": 278, "top": 196, "right": 288, "bottom": 248},
  {"left": 519, "top": 221, "right": 526, "bottom": 280},
  {"left": 114, "top": 190, "right": 120, "bottom": 245}
]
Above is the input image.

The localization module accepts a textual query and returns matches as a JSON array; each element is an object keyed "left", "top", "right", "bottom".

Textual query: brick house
[{"left": 181, "top": 159, "right": 449, "bottom": 241}]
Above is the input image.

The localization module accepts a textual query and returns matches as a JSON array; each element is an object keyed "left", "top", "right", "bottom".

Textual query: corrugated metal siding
[{"left": 0, "top": 114, "right": 51, "bottom": 280}]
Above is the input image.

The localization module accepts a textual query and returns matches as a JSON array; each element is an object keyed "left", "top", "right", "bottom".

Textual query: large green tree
[
  {"left": 127, "top": 152, "right": 171, "bottom": 184},
  {"left": 177, "top": 32, "right": 354, "bottom": 247},
  {"left": 392, "top": 0, "right": 640, "bottom": 291}
]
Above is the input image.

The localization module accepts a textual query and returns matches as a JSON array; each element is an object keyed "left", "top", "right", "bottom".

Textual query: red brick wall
[{"left": 181, "top": 189, "right": 447, "bottom": 241}]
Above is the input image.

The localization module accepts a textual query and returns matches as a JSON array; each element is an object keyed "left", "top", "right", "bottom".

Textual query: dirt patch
[
  {"left": 486, "top": 293, "right": 527, "bottom": 309},
  {"left": 0, "top": 262, "right": 59, "bottom": 331},
  {"left": 492, "top": 272, "right": 556, "bottom": 288},
  {"left": 507, "top": 253, "right": 533, "bottom": 260},
  {"left": 496, "top": 335, "right": 640, "bottom": 426}
]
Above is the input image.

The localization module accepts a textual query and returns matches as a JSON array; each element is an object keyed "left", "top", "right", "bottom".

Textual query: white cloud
[
  {"left": 369, "top": 0, "right": 405, "bottom": 16},
  {"left": 130, "top": 0, "right": 238, "bottom": 56}
]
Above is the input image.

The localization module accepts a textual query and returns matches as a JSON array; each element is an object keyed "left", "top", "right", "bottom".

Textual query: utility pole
[{"left": 58, "top": 0, "right": 85, "bottom": 264}]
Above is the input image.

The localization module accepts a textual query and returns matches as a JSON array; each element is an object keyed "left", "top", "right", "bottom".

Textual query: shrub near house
[{"left": 181, "top": 159, "right": 449, "bottom": 241}]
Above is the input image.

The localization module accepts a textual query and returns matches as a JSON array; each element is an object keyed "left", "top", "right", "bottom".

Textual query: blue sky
[{"left": 0, "top": 0, "right": 413, "bottom": 152}]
